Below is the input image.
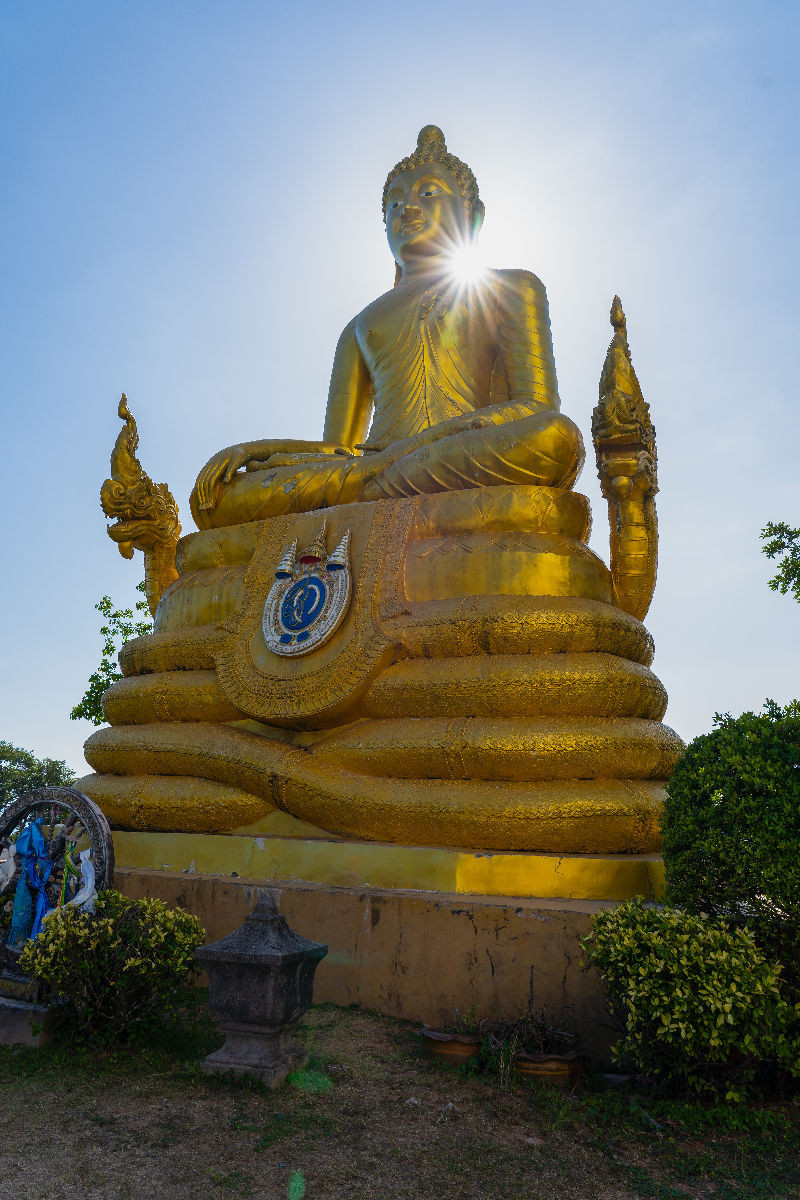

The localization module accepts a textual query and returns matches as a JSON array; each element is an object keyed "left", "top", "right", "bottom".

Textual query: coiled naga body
[{"left": 84, "top": 127, "right": 681, "bottom": 855}]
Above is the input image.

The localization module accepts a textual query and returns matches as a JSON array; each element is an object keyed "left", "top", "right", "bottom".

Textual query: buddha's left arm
[{"left": 486, "top": 269, "right": 562, "bottom": 422}]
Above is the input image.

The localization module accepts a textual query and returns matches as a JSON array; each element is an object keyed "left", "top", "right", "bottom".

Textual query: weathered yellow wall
[{"left": 116, "top": 867, "right": 619, "bottom": 1056}]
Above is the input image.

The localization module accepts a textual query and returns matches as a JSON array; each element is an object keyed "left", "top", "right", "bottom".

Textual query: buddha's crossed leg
[
  {"left": 195, "top": 412, "right": 584, "bottom": 529},
  {"left": 364, "top": 411, "right": 584, "bottom": 500}
]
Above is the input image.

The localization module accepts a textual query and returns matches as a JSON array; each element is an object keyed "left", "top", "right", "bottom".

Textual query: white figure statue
[
  {"left": 0, "top": 842, "right": 18, "bottom": 894},
  {"left": 67, "top": 849, "right": 97, "bottom": 915}
]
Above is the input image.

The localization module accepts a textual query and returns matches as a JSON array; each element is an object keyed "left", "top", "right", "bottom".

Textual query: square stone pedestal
[{"left": 0, "top": 996, "right": 55, "bottom": 1047}]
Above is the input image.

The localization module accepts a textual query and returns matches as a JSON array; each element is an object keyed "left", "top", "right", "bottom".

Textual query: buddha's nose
[{"left": 402, "top": 199, "right": 422, "bottom": 216}]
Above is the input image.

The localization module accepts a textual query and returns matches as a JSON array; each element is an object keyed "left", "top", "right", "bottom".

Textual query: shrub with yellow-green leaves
[
  {"left": 19, "top": 890, "right": 205, "bottom": 1039},
  {"left": 582, "top": 898, "right": 800, "bottom": 1100}
]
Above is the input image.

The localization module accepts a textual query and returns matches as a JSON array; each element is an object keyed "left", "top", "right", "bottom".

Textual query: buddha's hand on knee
[{"left": 192, "top": 445, "right": 250, "bottom": 512}]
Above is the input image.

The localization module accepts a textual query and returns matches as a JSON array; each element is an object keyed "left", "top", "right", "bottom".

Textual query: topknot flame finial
[{"left": 416, "top": 125, "right": 447, "bottom": 153}]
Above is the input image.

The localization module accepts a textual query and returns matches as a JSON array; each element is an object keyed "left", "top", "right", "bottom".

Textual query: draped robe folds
[{"left": 194, "top": 269, "right": 585, "bottom": 530}]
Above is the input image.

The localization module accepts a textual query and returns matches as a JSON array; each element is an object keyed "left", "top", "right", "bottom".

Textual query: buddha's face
[{"left": 385, "top": 163, "right": 470, "bottom": 267}]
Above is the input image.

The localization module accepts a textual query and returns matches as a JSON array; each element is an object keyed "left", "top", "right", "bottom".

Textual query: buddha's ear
[
  {"left": 471, "top": 199, "right": 485, "bottom": 238},
  {"left": 393, "top": 261, "right": 402, "bottom": 287}
]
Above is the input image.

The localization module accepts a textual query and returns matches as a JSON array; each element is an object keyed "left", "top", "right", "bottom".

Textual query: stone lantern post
[{"left": 197, "top": 890, "right": 328, "bottom": 1086}]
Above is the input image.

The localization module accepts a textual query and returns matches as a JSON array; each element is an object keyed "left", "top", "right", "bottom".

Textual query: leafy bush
[
  {"left": 70, "top": 583, "right": 152, "bottom": 726},
  {"left": 19, "top": 890, "right": 204, "bottom": 1039},
  {"left": 663, "top": 700, "right": 800, "bottom": 980},
  {"left": 761, "top": 521, "right": 800, "bottom": 602},
  {"left": 582, "top": 898, "right": 799, "bottom": 1101}
]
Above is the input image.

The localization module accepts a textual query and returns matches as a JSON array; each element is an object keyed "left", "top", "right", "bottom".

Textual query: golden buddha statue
[
  {"left": 83, "top": 126, "right": 682, "bottom": 865},
  {"left": 190, "top": 125, "right": 583, "bottom": 528}
]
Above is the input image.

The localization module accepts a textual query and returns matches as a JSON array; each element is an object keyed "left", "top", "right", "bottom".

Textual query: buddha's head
[{"left": 383, "top": 126, "right": 484, "bottom": 278}]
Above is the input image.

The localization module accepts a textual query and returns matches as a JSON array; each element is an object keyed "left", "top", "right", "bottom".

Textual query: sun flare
[{"left": 446, "top": 239, "right": 486, "bottom": 287}]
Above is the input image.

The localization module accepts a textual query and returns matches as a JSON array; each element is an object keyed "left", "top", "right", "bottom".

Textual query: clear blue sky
[{"left": 2, "top": 0, "right": 798, "bottom": 773}]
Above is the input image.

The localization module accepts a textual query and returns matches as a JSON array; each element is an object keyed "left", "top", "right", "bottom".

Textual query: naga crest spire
[
  {"left": 592, "top": 298, "right": 659, "bottom": 622},
  {"left": 100, "top": 394, "right": 180, "bottom": 617}
]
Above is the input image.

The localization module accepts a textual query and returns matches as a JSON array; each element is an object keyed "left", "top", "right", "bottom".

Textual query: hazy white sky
[{"left": 2, "top": 0, "right": 798, "bottom": 772}]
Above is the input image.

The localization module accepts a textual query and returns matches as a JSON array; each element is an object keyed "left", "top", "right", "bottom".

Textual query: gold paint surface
[
  {"left": 392, "top": 595, "right": 655, "bottom": 664},
  {"left": 82, "top": 721, "right": 666, "bottom": 853},
  {"left": 119, "top": 625, "right": 223, "bottom": 677},
  {"left": 404, "top": 531, "right": 613, "bottom": 604},
  {"left": 77, "top": 773, "right": 271, "bottom": 834},
  {"left": 362, "top": 653, "right": 667, "bottom": 719},
  {"left": 409, "top": 485, "right": 590, "bottom": 541},
  {"left": 155, "top": 565, "right": 245, "bottom": 633},
  {"left": 311, "top": 716, "right": 683, "bottom": 781},
  {"left": 92, "top": 129, "right": 675, "bottom": 860},
  {"left": 90, "top": 482, "right": 677, "bottom": 852},
  {"left": 175, "top": 522, "right": 263, "bottom": 573},
  {"left": 103, "top": 670, "right": 241, "bottom": 725},
  {"left": 113, "top": 829, "right": 665, "bottom": 902}
]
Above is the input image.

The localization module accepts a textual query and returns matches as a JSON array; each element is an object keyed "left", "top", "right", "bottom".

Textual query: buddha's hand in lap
[
  {"left": 358, "top": 411, "right": 496, "bottom": 461},
  {"left": 192, "top": 439, "right": 350, "bottom": 512}
]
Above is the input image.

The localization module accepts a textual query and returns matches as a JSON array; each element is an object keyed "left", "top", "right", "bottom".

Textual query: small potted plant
[
  {"left": 486, "top": 1010, "right": 585, "bottom": 1084},
  {"left": 419, "top": 1007, "right": 485, "bottom": 1065}
]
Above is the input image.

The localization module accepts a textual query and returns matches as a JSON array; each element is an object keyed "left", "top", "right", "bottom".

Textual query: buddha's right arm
[
  {"left": 190, "top": 320, "right": 372, "bottom": 517},
  {"left": 323, "top": 318, "right": 374, "bottom": 449}
]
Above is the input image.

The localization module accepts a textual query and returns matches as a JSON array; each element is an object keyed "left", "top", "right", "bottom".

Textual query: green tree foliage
[
  {"left": 582, "top": 898, "right": 798, "bottom": 1101},
  {"left": 0, "top": 742, "right": 75, "bottom": 806},
  {"left": 70, "top": 582, "right": 152, "bottom": 726},
  {"left": 663, "top": 700, "right": 800, "bottom": 984},
  {"left": 19, "top": 890, "right": 205, "bottom": 1039},
  {"left": 761, "top": 521, "right": 800, "bottom": 602}
]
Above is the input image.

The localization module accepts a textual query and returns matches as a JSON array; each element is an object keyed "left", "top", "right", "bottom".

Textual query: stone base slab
[
  {"left": 0, "top": 996, "right": 55, "bottom": 1047},
  {"left": 202, "top": 1027, "right": 308, "bottom": 1087},
  {"left": 116, "top": 867, "right": 622, "bottom": 1057}
]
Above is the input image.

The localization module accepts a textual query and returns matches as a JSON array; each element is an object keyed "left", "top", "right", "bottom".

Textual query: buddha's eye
[{"left": 420, "top": 187, "right": 440, "bottom": 198}]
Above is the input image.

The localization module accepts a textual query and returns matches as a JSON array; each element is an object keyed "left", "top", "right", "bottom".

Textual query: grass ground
[{"left": 0, "top": 1004, "right": 798, "bottom": 1200}]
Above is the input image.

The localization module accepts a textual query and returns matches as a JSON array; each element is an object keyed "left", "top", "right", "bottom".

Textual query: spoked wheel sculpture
[{"left": 0, "top": 787, "right": 114, "bottom": 972}]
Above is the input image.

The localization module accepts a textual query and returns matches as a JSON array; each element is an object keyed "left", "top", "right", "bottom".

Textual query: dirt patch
[{"left": 0, "top": 1005, "right": 797, "bottom": 1200}]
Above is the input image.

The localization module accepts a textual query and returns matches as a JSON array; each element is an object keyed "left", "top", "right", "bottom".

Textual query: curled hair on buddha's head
[{"left": 382, "top": 125, "right": 484, "bottom": 233}]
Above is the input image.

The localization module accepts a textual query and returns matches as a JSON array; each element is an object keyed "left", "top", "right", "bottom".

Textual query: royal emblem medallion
[{"left": 262, "top": 521, "right": 352, "bottom": 657}]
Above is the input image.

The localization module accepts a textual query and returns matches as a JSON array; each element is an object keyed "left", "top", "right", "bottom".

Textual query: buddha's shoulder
[
  {"left": 351, "top": 286, "right": 398, "bottom": 330},
  {"left": 487, "top": 267, "right": 549, "bottom": 300}
]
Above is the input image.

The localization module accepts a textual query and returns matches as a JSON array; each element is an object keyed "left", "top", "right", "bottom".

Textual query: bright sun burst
[{"left": 446, "top": 239, "right": 486, "bottom": 287}]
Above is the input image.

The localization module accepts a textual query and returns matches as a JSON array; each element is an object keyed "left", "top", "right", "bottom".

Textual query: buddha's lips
[{"left": 400, "top": 220, "right": 425, "bottom": 233}]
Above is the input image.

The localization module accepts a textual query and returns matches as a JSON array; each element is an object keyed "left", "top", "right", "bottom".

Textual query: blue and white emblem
[{"left": 262, "top": 521, "right": 352, "bottom": 657}]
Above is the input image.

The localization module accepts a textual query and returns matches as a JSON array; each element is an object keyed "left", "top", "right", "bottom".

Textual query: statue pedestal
[
  {"left": 83, "top": 484, "right": 681, "bottom": 856},
  {"left": 114, "top": 830, "right": 662, "bottom": 1056}
]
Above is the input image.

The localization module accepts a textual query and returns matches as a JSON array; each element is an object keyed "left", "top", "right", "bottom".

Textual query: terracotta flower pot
[
  {"left": 420, "top": 1027, "right": 482, "bottom": 1064},
  {"left": 514, "top": 1050, "right": 584, "bottom": 1084}
]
